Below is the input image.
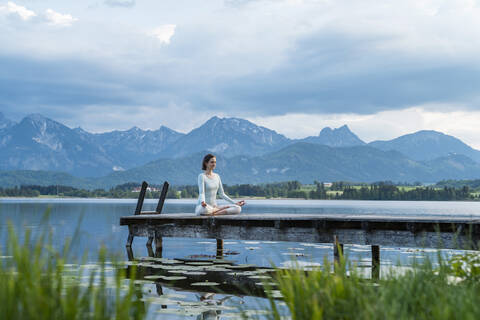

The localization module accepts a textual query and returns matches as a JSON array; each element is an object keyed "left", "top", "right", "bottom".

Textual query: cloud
[
  {"left": 3, "top": 0, "right": 480, "bottom": 144},
  {"left": 58, "top": 103, "right": 218, "bottom": 134},
  {"left": 44, "top": 9, "right": 78, "bottom": 26},
  {"left": 0, "top": 1, "right": 36, "bottom": 20},
  {"left": 104, "top": 0, "right": 136, "bottom": 8},
  {"left": 0, "top": 55, "right": 140, "bottom": 114},
  {"left": 0, "top": 3, "right": 77, "bottom": 27},
  {"left": 149, "top": 24, "right": 176, "bottom": 44}
]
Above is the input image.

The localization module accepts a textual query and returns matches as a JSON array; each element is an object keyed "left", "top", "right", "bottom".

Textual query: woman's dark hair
[{"left": 202, "top": 154, "right": 215, "bottom": 170}]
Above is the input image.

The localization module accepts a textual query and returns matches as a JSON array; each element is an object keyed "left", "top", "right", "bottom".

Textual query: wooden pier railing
[{"left": 126, "top": 180, "right": 169, "bottom": 247}]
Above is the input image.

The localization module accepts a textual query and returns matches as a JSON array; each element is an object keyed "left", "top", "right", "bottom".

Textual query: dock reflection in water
[{"left": 125, "top": 246, "right": 283, "bottom": 319}]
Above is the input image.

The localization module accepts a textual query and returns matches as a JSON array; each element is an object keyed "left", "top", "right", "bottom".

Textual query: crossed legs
[{"left": 195, "top": 204, "right": 242, "bottom": 216}]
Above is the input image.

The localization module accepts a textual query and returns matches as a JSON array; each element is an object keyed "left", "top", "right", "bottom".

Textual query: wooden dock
[
  {"left": 121, "top": 212, "right": 480, "bottom": 250},
  {"left": 120, "top": 181, "right": 480, "bottom": 279}
]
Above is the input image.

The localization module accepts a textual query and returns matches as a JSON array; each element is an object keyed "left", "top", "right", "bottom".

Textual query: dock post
[
  {"left": 147, "top": 245, "right": 154, "bottom": 257},
  {"left": 146, "top": 236, "right": 153, "bottom": 247},
  {"left": 126, "top": 246, "right": 134, "bottom": 261},
  {"left": 155, "top": 235, "right": 163, "bottom": 258},
  {"left": 372, "top": 245, "right": 380, "bottom": 280},
  {"left": 126, "top": 181, "right": 148, "bottom": 247},
  {"left": 126, "top": 234, "right": 134, "bottom": 247},
  {"left": 333, "top": 235, "right": 343, "bottom": 264},
  {"left": 216, "top": 239, "right": 224, "bottom": 259}
]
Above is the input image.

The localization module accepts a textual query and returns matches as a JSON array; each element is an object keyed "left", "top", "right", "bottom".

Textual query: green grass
[
  {"left": 0, "top": 222, "right": 147, "bottom": 320},
  {"left": 263, "top": 253, "right": 480, "bottom": 320}
]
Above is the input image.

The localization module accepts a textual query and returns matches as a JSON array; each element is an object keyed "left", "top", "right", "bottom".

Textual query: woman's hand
[
  {"left": 236, "top": 200, "right": 245, "bottom": 207},
  {"left": 201, "top": 201, "right": 207, "bottom": 207}
]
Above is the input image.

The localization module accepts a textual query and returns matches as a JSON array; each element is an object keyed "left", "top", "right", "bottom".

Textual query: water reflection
[
  {"left": 123, "top": 244, "right": 286, "bottom": 318},
  {"left": 125, "top": 246, "right": 275, "bottom": 298}
]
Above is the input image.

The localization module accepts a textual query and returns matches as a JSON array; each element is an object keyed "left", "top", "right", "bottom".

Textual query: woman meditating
[{"left": 195, "top": 154, "right": 245, "bottom": 216}]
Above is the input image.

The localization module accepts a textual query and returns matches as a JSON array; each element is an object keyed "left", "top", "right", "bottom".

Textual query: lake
[{"left": 1, "top": 198, "right": 479, "bottom": 319}]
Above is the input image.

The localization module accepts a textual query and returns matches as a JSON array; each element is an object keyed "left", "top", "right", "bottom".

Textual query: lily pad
[
  {"left": 136, "top": 262, "right": 155, "bottom": 267},
  {"left": 142, "top": 297, "right": 178, "bottom": 305},
  {"left": 139, "top": 257, "right": 156, "bottom": 261},
  {"left": 255, "top": 268, "right": 276, "bottom": 273},
  {"left": 144, "top": 275, "right": 164, "bottom": 280},
  {"left": 156, "top": 265, "right": 181, "bottom": 270},
  {"left": 160, "top": 293, "right": 187, "bottom": 299},
  {"left": 167, "top": 270, "right": 187, "bottom": 274},
  {"left": 206, "top": 267, "right": 230, "bottom": 272},
  {"left": 186, "top": 262, "right": 214, "bottom": 266},
  {"left": 133, "top": 279, "right": 153, "bottom": 284},
  {"left": 226, "top": 271, "right": 254, "bottom": 276},
  {"left": 156, "top": 308, "right": 205, "bottom": 316},
  {"left": 248, "top": 275, "right": 272, "bottom": 280},
  {"left": 300, "top": 243, "right": 317, "bottom": 247},
  {"left": 211, "top": 264, "right": 232, "bottom": 268},
  {"left": 160, "top": 276, "right": 187, "bottom": 281},
  {"left": 183, "top": 271, "right": 207, "bottom": 275},
  {"left": 226, "top": 264, "right": 256, "bottom": 269},
  {"left": 212, "top": 259, "right": 234, "bottom": 264},
  {"left": 191, "top": 281, "right": 220, "bottom": 286},
  {"left": 152, "top": 258, "right": 182, "bottom": 264}
]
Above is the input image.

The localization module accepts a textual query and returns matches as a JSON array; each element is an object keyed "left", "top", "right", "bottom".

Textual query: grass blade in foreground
[
  {"left": 0, "top": 223, "right": 147, "bottom": 320},
  {"left": 264, "top": 255, "right": 480, "bottom": 320}
]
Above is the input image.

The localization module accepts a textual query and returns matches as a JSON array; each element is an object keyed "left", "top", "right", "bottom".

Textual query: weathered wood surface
[{"left": 120, "top": 213, "right": 480, "bottom": 249}]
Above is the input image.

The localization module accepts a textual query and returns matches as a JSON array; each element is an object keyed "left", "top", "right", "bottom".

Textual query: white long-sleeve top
[{"left": 197, "top": 172, "right": 236, "bottom": 207}]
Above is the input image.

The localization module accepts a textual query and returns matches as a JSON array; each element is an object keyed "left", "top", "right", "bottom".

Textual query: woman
[{"left": 195, "top": 154, "right": 245, "bottom": 216}]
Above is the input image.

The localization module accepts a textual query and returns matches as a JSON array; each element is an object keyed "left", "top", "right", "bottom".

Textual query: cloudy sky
[{"left": 2, "top": 0, "right": 480, "bottom": 146}]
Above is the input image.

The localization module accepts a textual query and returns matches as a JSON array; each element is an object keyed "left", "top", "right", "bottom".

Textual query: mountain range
[
  {"left": 369, "top": 130, "right": 480, "bottom": 163},
  {"left": 1, "top": 112, "right": 480, "bottom": 187}
]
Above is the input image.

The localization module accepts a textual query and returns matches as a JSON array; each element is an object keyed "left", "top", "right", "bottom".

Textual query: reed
[
  {"left": 0, "top": 222, "right": 147, "bottom": 320},
  {"left": 264, "top": 253, "right": 480, "bottom": 320}
]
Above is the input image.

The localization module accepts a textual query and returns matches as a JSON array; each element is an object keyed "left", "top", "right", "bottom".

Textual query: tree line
[{"left": 0, "top": 181, "right": 477, "bottom": 201}]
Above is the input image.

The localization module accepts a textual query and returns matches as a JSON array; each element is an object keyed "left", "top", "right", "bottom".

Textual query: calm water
[{"left": 1, "top": 198, "right": 480, "bottom": 319}]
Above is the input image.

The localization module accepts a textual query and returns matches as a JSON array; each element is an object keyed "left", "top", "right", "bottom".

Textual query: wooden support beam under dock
[{"left": 121, "top": 213, "right": 480, "bottom": 250}]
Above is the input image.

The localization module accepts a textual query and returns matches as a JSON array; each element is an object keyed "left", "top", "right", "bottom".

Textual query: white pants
[{"left": 195, "top": 204, "right": 242, "bottom": 216}]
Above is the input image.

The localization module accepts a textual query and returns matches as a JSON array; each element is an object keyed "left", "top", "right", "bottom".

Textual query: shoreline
[{"left": 0, "top": 196, "right": 479, "bottom": 202}]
